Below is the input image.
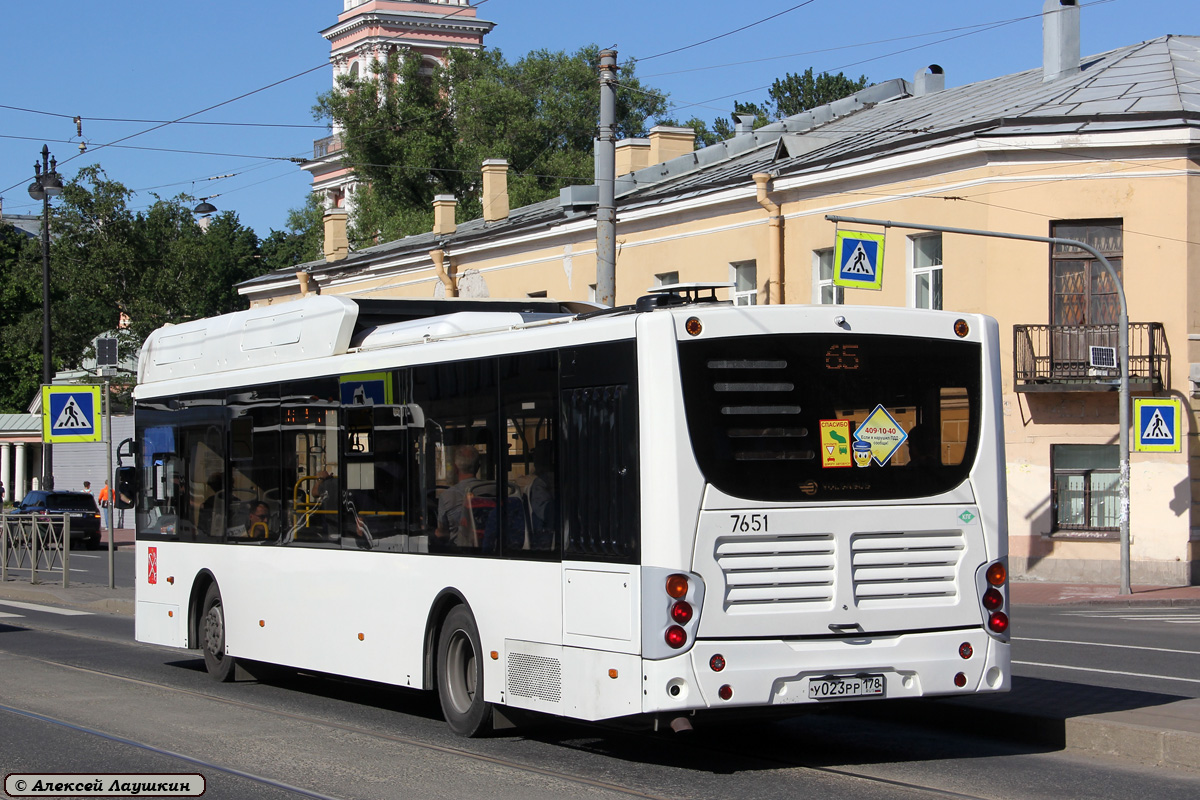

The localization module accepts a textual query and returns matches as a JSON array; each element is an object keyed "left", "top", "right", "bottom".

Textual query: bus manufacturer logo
[
  {"left": 959, "top": 510, "right": 976, "bottom": 524},
  {"left": 799, "top": 480, "right": 819, "bottom": 495}
]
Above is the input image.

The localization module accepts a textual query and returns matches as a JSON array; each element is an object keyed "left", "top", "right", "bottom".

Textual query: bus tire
[
  {"left": 201, "top": 582, "right": 237, "bottom": 682},
  {"left": 436, "top": 605, "right": 491, "bottom": 737}
]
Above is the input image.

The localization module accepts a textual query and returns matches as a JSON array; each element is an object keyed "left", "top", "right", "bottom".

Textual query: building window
[
  {"left": 813, "top": 249, "right": 842, "bottom": 305},
  {"left": 911, "top": 234, "right": 943, "bottom": 310},
  {"left": 1050, "top": 220, "right": 1123, "bottom": 326},
  {"left": 1051, "top": 444, "right": 1119, "bottom": 536},
  {"left": 654, "top": 271, "right": 679, "bottom": 288},
  {"left": 730, "top": 260, "right": 757, "bottom": 305}
]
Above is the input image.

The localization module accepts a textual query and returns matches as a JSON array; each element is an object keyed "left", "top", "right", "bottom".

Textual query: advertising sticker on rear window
[{"left": 819, "top": 420, "right": 852, "bottom": 468}]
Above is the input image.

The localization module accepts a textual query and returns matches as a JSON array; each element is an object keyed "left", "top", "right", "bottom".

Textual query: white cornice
[{"left": 324, "top": 11, "right": 494, "bottom": 43}]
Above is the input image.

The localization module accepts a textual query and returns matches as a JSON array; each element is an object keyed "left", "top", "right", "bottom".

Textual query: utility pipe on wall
[
  {"left": 430, "top": 249, "right": 458, "bottom": 297},
  {"left": 753, "top": 173, "right": 784, "bottom": 305}
]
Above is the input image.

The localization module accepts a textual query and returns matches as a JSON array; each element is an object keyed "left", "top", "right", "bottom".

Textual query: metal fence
[{"left": 1, "top": 513, "right": 72, "bottom": 587}]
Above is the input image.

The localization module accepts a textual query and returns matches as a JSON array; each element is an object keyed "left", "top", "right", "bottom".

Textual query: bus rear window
[{"left": 678, "top": 333, "right": 981, "bottom": 502}]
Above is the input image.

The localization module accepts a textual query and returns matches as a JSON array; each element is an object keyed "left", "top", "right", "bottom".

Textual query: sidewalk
[{"left": 0, "top": 571, "right": 1197, "bottom": 770}]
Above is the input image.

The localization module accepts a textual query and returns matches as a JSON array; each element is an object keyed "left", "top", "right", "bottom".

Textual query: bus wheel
[
  {"left": 201, "top": 583, "right": 237, "bottom": 682},
  {"left": 436, "top": 605, "right": 491, "bottom": 737}
]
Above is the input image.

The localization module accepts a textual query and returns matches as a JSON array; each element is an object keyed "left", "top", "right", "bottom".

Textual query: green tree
[
  {"left": 261, "top": 193, "right": 324, "bottom": 271},
  {"left": 768, "top": 68, "right": 870, "bottom": 118},
  {"left": 0, "top": 167, "right": 270, "bottom": 412},
  {"left": 0, "top": 223, "right": 44, "bottom": 411},
  {"left": 315, "top": 45, "right": 670, "bottom": 246}
]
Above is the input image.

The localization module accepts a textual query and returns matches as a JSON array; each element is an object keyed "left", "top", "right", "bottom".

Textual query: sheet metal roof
[{"left": 242, "top": 35, "right": 1198, "bottom": 290}]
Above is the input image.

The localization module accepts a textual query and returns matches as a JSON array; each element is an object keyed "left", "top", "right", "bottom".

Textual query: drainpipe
[
  {"left": 430, "top": 248, "right": 457, "bottom": 297},
  {"left": 753, "top": 173, "right": 784, "bottom": 305}
]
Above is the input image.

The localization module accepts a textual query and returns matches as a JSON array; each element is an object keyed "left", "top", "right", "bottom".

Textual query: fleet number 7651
[{"left": 730, "top": 514, "right": 769, "bottom": 532}]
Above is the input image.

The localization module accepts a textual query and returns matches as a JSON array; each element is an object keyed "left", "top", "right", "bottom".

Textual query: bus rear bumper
[{"left": 642, "top": 628, "right": 1008, "bottom": 714}]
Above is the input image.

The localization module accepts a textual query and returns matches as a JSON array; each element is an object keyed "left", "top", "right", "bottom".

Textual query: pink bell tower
[{"left": 303, "top": 1, "right": 495, "bottom": 227}]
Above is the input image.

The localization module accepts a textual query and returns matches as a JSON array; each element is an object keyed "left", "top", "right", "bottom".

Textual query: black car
[{"left": 15, "top": 490, "right": 102, "bottom": 549}]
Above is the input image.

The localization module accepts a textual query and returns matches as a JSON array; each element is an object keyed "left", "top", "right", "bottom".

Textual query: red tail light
[
  {"left": 982, "top": 587, "right": 1003, "bottom": 611},
  {"left": 670, "top": 601, "right": 693, "bottom": 624},
  {"left": 665, "top": 625, "right": 687, "bottom": 649},
  {"left": 988, "top": 611, "right": 1009, "bottom": 634}
]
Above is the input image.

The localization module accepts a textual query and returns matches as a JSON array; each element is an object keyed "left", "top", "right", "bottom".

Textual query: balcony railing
[
  {"left": 1013, "top": 323, "right": 1168, "bottom": 392},
  {"left": 313, "top": 135, "right": 343, "bottom": 160}
]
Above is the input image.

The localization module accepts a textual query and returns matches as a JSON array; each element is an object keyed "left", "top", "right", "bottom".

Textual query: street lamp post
[{"left": 28, "top": 145, "right": 63, "bottom": 491}]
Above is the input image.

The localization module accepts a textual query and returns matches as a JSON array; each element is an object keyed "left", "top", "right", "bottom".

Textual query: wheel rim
[
  {"left": 204, "top": 602, "right": 225, "bottom": 662},
  {"left": 444, "top": 628, "right": 477, "bottom": 715}
]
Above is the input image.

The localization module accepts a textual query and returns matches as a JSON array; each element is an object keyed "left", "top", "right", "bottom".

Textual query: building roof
[
  {"left": 0, "top": 213, "right": 41, "bottom": 239},
  {"left": 240, "top": 34, "right": 1199, "bottom": 293}
]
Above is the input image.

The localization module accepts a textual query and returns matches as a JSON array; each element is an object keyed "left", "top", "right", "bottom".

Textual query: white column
[
  {"left": 0, "top": 443, "right": 10, "bottom": 505},
  {"left": 14, "top": 443, "right": 26, "bottom": 500}
]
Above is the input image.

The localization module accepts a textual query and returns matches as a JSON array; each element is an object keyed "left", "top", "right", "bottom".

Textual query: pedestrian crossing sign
[
  {"left": 1133, "top": 398, "right": 1181, "bottom": 453},
  {"left": 41, "top": 385, "right": 102, "bottom": 443},
  {"left": 834, "top": 230, "right": 886, "bottom": 291}
]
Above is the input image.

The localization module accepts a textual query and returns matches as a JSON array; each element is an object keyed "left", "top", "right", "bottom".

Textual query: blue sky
[{"left": 2, "top": 0, "right": 1194, "bottom": 238}]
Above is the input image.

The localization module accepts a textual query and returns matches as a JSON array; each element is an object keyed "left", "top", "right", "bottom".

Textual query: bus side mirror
[{"left": 115, "top": 466, "right": 138, "bottom": 509}]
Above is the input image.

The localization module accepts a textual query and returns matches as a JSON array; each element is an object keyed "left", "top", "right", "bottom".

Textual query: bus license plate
[{"left": 808, "top": 674, "right": 885, "bottom": 700}]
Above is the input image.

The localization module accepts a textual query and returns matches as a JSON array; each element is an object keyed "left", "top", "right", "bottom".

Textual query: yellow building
[{"left": 242, "top": 5, "right": 1200, "bottom": 585}]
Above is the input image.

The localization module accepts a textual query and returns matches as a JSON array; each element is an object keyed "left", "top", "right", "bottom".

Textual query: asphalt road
[
  {"left": 0, "top": 603, "right": 1198, "bottom": 799},
  {"left": 1011, "top": 604, "right": 1200, "bottom": 697}
]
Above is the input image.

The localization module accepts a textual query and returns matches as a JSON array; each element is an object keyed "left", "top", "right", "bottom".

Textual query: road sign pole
[
  {"left": 825, "top": 214, "right": 1133, "bottom": 594},
  {"left": 105, "top": 377, "right": 115, "bottom": 590}
]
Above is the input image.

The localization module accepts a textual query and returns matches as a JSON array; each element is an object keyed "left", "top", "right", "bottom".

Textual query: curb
[{"left": 0, "top": 581, "right": 134, "bottom": 616}]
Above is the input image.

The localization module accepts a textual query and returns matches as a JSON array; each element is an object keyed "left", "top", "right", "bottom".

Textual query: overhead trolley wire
[{"left": 635, "top": 1, "right": 819, "bottom": 63}]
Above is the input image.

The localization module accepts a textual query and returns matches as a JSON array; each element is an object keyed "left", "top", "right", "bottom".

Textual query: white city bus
[{"left": 130, "top": 287, "right": 1010, "bottom": 736}]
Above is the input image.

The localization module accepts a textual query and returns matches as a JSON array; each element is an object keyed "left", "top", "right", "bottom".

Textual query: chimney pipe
[
  {"left": 1043, "top": 0, "right": 1080, "bottom": 83},
  {"left": 648, "top": 126, "right": 695, "bottom": 165},
  {"left": 913, "top": 65, "right": 944, "bottom": 97},
  {"left": 481, "top": 159, "right": 509, "bottom": 222},
  {"left": 433, "top": 194, "right": 457, "bottom": 235},
  {"left": 323, "top": 209, "right": 349, "bottom": 262},
  {"left": 733, "top": 114, "right": 757, "bottom": 137}
]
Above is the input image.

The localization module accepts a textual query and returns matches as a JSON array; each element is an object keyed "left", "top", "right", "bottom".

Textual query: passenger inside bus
[
  {"left": 435, "top": 444, "right": 489, "bottom": 550},
  {"left": 246, "top": 500, "right": 272, "bottom": 539},
  {"left": 526, "top": 439, "right": 556, "bottom": 549}
]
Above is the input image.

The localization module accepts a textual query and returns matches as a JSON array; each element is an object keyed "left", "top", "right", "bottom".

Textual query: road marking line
[
  {"left": 1014, "top": 636, "right": 1200, "bottom": 655},
  {"left": 0, "top": 600, "right": 92, "bottom": 616},
  {"left": 1014, "top": 660, "right": 1200, "bottom": 685},
  {"left": 0, "top": 612, "right": 23, "bottom": 619}
]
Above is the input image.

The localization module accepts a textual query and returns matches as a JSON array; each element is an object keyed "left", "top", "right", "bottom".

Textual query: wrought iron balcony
[
  {"left": 312, "top": 135, "right": 343, "bottom": 160},
  {"left": 1013, "top": 323, "right": 1168, "bottom": 392}
]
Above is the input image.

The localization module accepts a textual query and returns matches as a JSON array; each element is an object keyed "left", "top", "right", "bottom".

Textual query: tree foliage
[
  {"left": 0, "top": 166, "right": 272, "bottom": 413},
  {"left": 315, "top": 46, "right": 670, "bottom": 246}
]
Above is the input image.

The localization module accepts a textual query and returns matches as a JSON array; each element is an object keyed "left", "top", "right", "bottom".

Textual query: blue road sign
[
  {"left": 1134, "top": 398, "right": 1181, "bottom": 453},
  {"left": 42, "top": 386, "right": 102, "bottom": 443},
  {"left": 834, "top": 230, "right": 885, "bottom": 290}
]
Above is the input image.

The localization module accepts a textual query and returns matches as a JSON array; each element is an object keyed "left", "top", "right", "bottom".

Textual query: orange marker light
[
  {"left": 491, "top": 651, "right": 499, "bottom": 661},
  {"left": 666, "top": 574, "right": 689, "bottom": 599},
  {"left": 166, "top": 576, "right": 175, "bottom": 585},
  {"left": 608, "top": 669, "right": 619, "bottom": 679},
  {"left": 167, "top": 610, "right": 173, "bottom": 617},
  {"left": 358, "top": 633, "right": 365, "bottom": 641},
  {"left": 685, "top": 317, "right": 703, "bottom": 336},
  {"left": 259, "top": 620, "right": 265, "bottom": 628},
  {"left": 954, "top": 319, "right": 970, "bottom": 338}
]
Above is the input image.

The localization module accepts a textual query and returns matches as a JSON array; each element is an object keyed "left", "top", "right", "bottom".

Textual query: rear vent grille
[
  {"left": 715, "top": 533, "right": 835, "bottom": 607},
  {"left": 507, "top": 652, "right": 562, "bottom": 703},
  {"left": 851, "top": 530, "right": 964, "bottom": 603}
]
